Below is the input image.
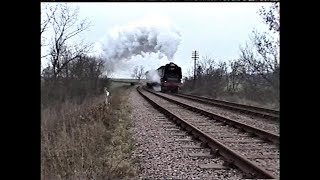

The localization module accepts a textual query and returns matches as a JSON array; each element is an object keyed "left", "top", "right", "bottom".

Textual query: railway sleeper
[{"left": 138, "top": 87, "right": 278, "bottom": 179}]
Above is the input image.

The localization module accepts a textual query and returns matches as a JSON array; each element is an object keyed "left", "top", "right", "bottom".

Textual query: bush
[{"left": 41, "top": 87, "right": 137, "bottom": 179}]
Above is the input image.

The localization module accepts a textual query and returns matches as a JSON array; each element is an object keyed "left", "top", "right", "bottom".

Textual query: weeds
[{"left": 41, "top": 86, "right": 137, "bottom": 179}]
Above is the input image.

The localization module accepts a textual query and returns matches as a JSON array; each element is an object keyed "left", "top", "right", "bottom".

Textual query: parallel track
[
  {"left": 160, "top": 91, "right": 279, "bottom": 135},
  {"left": 137, "top": 86, "right": 279, "bottom": 179},
  {"left": 173, "top": 93, "right": 279, "bottom": 121}
]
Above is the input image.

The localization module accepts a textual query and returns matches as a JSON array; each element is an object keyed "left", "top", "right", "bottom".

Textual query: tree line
[
  {"left": 182, "top": 3, "right": 279, "bottom": 108},
  {"left": 41, "top": 4, "right": 110, "bottom": 108}
]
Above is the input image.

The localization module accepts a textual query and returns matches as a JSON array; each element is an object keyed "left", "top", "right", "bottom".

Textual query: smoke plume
[
  {"left": 146, "top": 69, "right": 161, "bottom": 84},
  {"left": 101, "top": 15, "right": 182, "bottom": 65},
  {"left": 146, "top": 69, "right": 162, "bottom": 91}
]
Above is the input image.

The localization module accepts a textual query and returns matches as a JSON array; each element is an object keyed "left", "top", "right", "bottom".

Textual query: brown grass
[
  {"left": 216, "top": 95, "right": 279, "bottom": 111},
  {"left": 183, "top": 88, "right": 279, "bottom": 111},
  {"left": 41, "top": 86, "right": 137, "bottom": 179}
]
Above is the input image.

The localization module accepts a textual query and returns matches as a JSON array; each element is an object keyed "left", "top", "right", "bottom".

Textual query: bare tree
[
  {"left": 41, "top": 64, "right": 54, "bottom": 80},
  {"left": 238, "top": 2, "right": 279, "bottom": 89},
  {"left": 41, "top": 55, "right": 108, "bottom": 107},
  {"left": 44, "top": 4, "right": 92, "bottom": 78},
  {"left": 41, "top": 4, "right": 58, "bottom": 61},
  {"left": 131, "top": 66, "right": 138, "bottom": 79},
  {"left": 131, "top": 65, "right": 145, "bottom": 81},
  {"left": 41, "top": 4, "right": 57, "bottom": 44},
  {"left": 182, "top": 56, "right": 228, "bottom": 97},
  {"left": 227, "top": 59, "right": 244, "bottom": 93},
  {"left": 259, "top": 3, "right": 280, "bottom": 34},
  {"left": 198, "top": 56, "right": 216, "bottom": 74}
]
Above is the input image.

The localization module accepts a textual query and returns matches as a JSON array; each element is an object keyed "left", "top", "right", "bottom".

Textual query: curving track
[{"left": 138, "top": 86, "right": 279, "bottom": 179}]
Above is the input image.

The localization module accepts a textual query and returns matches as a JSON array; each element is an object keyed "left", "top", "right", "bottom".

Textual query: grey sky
[{"left": 41, "top": 2, "right": 273, "bottom": 78}]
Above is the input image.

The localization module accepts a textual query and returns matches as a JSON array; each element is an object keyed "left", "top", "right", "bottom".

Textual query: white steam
[
  {"left": 146, "top": 69, "right": 162, "bottom": 92},
  {"left": 153, "top": 85, "right": 161, "bottom": 92},
  {"left": 101, "top": 15, "right": 182, "bottom": 66},
  {"left": 146, "top": 69, "right": 161, "bottom": 84}
]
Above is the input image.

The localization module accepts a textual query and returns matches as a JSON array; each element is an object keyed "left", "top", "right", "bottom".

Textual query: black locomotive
[{"left": 146, "top": 62, "right": 182, "bottom": 93}]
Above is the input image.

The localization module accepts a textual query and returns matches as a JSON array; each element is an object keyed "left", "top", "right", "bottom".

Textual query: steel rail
[
  {"left": 175, "top": 93, "right": 279, "bottom": 121},
  {"left": 137, "top": 86, "right": 277, "bottom": 179},
  {"left": 145, "top": 87, "right": 279, "bottom": 145}
]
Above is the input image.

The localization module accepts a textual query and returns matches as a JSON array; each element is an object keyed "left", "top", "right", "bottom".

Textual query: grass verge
[{"left": 41, "top": 85, "right": 137, "bottom": 179}]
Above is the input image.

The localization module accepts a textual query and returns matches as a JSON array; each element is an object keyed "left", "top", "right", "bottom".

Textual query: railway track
[
  {"left": 160, "top": 91, "right": 279, "bottom": 135},
  {"left": 150, "top": 88, "right": 279, "bottom": 143},
  {"left": 171, "top": 92, "right": 279, "bottom": 121},
  {"left": 137, "top": 86, "right": 279, "bottom": 179}
]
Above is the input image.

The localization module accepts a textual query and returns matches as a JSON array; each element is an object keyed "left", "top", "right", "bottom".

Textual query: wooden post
[{"left": 192, "top": 50, "right": 199, "bottom": 80}]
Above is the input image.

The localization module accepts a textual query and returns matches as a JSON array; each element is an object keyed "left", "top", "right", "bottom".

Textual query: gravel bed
[
  {"left": 140, "top": 89, "right": 279, "bottom": 178},
  {"left": 159, "top": 92, "right": 279, "bottom": 135},
  {"left": 129, "top": 88, "right": 248, "bottom": 179},
  {"left": 237, "top": 148, "right": 279, "bottom": 155},
  {"left": 225, "top": 142, "right": 278, "bottom": 149},
  {"left": 251, "top": 158, "right": 280, "bottom": 177},
  {"left": 216, "top": 136, "right": 264, "bottom": 141},
  {"left": 238, "top": 151, "right": 279, "bottom": 163}
]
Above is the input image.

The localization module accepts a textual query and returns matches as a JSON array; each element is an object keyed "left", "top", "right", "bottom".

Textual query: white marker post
[{"left": 104, "top": 87, "right": 110, "bottom": 105}]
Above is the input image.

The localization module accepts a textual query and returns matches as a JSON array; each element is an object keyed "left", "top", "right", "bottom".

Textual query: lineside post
[{"left": 192, "top": 50, "right": 199, "bottom": 80}]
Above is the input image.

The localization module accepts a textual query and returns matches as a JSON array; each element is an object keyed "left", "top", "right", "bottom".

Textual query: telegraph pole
[{"left": 191, "top": 50, "right": 199, "bottom": 80}]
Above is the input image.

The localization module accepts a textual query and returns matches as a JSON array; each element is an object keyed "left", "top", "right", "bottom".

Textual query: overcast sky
[{"left": 41, "top": 2, "right": 274, "bottom": 78}]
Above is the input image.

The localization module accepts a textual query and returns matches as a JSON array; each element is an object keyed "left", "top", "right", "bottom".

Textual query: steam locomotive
[{"left": 146, "top": 62, "right": 182, "bottom": 93}]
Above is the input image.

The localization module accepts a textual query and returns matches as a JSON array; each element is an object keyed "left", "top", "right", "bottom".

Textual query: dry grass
[
  {"left": 216, "top": 95, "right": 279, "bottom": 111},
  {"left": 41, "top": 86, "right": 137, "bottom": 180},
  {"left": 183, "top": 88, "right": 279, "bottom": 111}
]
